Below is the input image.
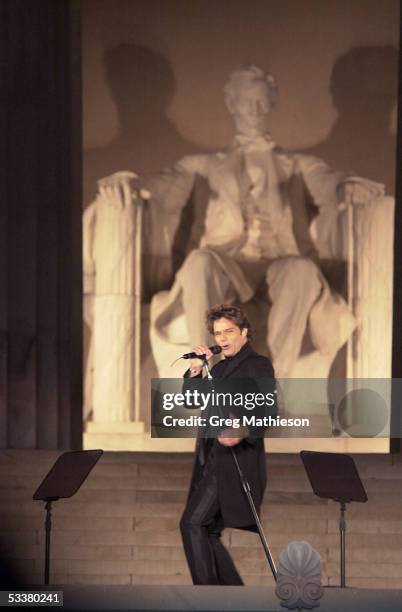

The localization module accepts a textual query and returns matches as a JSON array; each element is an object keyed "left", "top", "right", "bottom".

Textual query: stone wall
[{"left": 1, "top": 449, "right": 402, "bottom": 588}]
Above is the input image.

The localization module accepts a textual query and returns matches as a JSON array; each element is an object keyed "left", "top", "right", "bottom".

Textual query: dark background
[{"left": 0, "top": 0, "right": 82, "bottom": 449}]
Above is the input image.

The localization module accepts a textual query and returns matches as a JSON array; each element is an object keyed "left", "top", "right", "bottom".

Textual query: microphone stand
[{"left": 201, "top": 356, "right": 277, "bottom": 582}]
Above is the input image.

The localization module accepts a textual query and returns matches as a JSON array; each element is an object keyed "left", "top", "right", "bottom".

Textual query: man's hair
[
  {"left": 206, "top": 304, "right": 253, "bottom": 339},
  {"left": 223, "top": 65, "right": 278, "bottom": 110}
]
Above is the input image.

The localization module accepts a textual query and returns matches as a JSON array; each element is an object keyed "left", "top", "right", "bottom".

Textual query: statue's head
[{"left": 224, "top": 65, "right": 277, "bottom": 137}]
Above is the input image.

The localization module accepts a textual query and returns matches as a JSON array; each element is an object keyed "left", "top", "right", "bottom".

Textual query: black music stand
[
  {"left": 33, "top": 450, "right": 103, "bottom": 585},
  {"left": 300, "top": 451, "right": 367, "bottom": 588}
]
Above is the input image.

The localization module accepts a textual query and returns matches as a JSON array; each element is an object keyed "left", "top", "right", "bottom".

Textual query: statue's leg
[
  {"left": 266, "top": 257, "right": 322, "bottom": 378},
  {"left": 179, "top": 249, "right": 236, "bottom": 346}
]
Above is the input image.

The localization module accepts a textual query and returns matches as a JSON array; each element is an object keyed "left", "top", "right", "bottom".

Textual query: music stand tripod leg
[
  {"left": 44, "top": 499, "right": 54, "bottom": 585},
  {"left": 202, "top": 358, "right": 277, "bottom": 582},
  {"left": 340, "top": 501, "right": 346, "bottom": 588},
  {"left": 230, "top": 446, "right": 277, "bottom": 581}
]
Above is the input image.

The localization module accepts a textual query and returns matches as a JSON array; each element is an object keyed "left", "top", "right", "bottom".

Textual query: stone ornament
[{"left": 275, "top": 541, "right": 323, "bottom": 610}]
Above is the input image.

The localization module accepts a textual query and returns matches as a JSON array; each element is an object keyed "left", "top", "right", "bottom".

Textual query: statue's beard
[{"left": 233, "top": 117, "right": 267, "bottom": 138}]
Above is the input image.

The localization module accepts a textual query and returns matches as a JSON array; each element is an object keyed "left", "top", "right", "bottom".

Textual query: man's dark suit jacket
[{"left": 183, "top": 342, "right": 276, "bottom": 532}]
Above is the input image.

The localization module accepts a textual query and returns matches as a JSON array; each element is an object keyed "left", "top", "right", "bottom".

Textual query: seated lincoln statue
[{"left": 88, "top": 65, "right": 384, "bottom": 417}]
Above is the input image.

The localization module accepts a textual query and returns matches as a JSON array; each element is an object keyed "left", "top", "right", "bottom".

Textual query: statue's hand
[
  {"left": 338, "top": 177, "right": 385, "bottom": 207},
  {"left": 97, "top": 171, "right": 151, "bottom": 209}
]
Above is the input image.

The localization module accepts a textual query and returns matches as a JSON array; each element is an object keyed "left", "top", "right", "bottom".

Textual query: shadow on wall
[
  {"left": 82, "top": 44, "right": 210, "bottom": 414},
  {"left": 83, "top": 43, "right": 201, "bottom": 208},
  {"left": 304, "top": 45, "right": 398, "bottom": 195}
]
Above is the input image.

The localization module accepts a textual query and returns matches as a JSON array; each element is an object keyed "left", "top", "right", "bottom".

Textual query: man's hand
[
  {"left": 217, "top": 425, "right": 249, "bottom": 447},
  {"left": 217, "top": 427, "right": 243, "bottom": 446},
  {"left": 338, "top": 177, "right": 385, "bottom": 207},
  {"left": 188, "top": 345, "right": 214, "bottom": 377},
  {"left": 97, "top": 171, "right": 151, "bottom": 209}
]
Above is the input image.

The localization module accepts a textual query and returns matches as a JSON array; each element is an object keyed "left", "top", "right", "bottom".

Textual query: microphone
[{"left": 182, "top": 346, "right": 222, "bottom": 359}]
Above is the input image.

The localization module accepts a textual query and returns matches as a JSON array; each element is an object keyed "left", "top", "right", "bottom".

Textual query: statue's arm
[
  {"left": 295, "top": 154, "right": 386, "bottom": 259},
  {"left": 295, "top": 154, "right": 385, "bottom": 209},
  {"left": 294, "top": 154, "right": 349, "bottom": 209},
  {"left": 97, "top": 154, "right": 208, "bottom": 213},
  {"left": 142, "top": 155, "right": 208, "bottom": 213}
]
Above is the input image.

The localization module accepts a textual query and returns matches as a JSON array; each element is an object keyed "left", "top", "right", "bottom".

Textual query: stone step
[
  {"left": 83, "top": 432, "right": 196, "bottom": 452},
  {"left": 32, "top": 557, "right": 190, "bottom": 576},
  {"left": 326, "top": 561, "right": 402, "bottom": 579},
  {"left": 78, "top": 435, "right": 390, "bottom": 453},
  {"left": 86, "top": 421, "right": 146, "bottom": 434}
]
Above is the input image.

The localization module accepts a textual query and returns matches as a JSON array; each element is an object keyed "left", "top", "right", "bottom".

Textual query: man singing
[{"left": 180, "top": 304, "right": 276, "bottom": 585}]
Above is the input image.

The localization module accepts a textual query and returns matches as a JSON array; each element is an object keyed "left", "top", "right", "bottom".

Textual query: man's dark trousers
[{"left": 179, "top": 441, "right": 243, "bottom": 585}]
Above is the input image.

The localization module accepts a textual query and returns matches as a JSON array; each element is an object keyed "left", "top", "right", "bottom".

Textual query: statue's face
[{"left": 228, "top": 81, "right": 271, "bottom": 137}]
